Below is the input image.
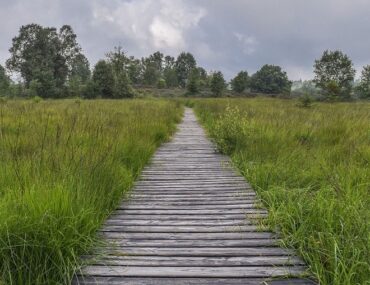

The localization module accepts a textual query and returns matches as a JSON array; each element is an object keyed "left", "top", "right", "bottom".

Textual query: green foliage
[
  {"left": 231, "top": 71, "right": 249, "bottom": 93},
  {"left": 297, "top": 94, "right": 314, "bottom": 108},
  {"left": 194, "top": 98, "right": 370, "bottom": 285},
  {"left": 157, "top": 78, "right": 167, "bottom": 89},
  {"left": 0, "top": 99, "right": 182, "bottom": 284},
  {"left": 313, "top": 50, "right": 355, "bottom": 100},
  {"left": 210, "top": 71, "right": 226, "bottom": 96},
  {"left": 92, "top": 60, "right": 115, "bottom": 98},
  {"left": 105, "top": 46, "right": 135, "bottom": 98},
  {"left": 114, "top": 72, "right": 135, "bottom": 98},
  {"left": 6, "top": 24, "right": 88, "bottom": 98},
  {"left": 356, "top": 65, "right": 370, "bottom": 99},
  {"left": 82, "top": 80, "right": 98, "bottom": 99},
  {"left": 69, "top": 54, "right": 91, "bottom": 84},
  {"left": 186, "top": 68, "right": 200, "bottom": 94},
  {"left": 127, "top": 57, "right": 143, "bottom": 85},
  {"left": 0, "top": 65, "right": 10, "bottom": 96},
  {"left": 175, "top": 52, "right": 196, "bottom": 88},
  {"left": 250, "top": 64, "right": 292, "bottom": 94},
  {"left": 142, "top": 51, "right": 164, "bottom": 86}
]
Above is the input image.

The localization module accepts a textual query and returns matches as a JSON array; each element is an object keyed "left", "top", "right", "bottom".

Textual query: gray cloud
[{"left": 1, "top": 0, "right": 370, "bottom": 80}]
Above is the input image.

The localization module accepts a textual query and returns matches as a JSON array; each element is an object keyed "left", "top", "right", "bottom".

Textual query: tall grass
[
  {"left": 0, "top": 99, "right": 182, "bottom": 284},
  {"left": 194, "top": 98, "right": 370, "bottom": 285}
]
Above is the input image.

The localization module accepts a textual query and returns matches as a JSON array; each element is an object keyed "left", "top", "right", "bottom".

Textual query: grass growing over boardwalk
[
  {"left": 194, "top": 98, "right": 370, "bottom": 285},
  {"left": 0, "top": 99, "right": 182, "bottom": 284}
]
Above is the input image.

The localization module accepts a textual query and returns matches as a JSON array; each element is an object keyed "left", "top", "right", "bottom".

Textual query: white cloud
[
  {"left": 234, "top": 32, "right": 258, "bottom": 55},
  {"left": 92, "top": 0, "right": 206, "bottom": 53}
]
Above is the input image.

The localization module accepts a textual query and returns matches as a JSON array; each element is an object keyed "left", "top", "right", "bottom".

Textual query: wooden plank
[
  {"left": 73, "top": 277, "right": 316, "bottom": 285},
  {"left": 122, "top": 199, "right": 257, "bottom": 204},
  {"left": 100, "top": 225, "right": 263, "bottom": 233},
  {"left": 84, "top": 255, "right": 304, "bottom": 266},
  {"left": 102, "top": 239, "right": 277, "bottom": 247},
  {"left": 130, "top": 191, "right": 255, "bottom": 196},
  {"left": 114, "top": 209, "right": 267, "bottom": 215},
  {"left": 119, "top": 204, "right": 260, "bottom": 210},
  {"left": 100, "top": 232, "right": 276, "bottom": 240},
  {"left": 103, "top": 220, "right": 252, "bottom": 226},
  {"left": 80, "top": 265, "right": 306, "bottom": 278},
  {"left": 107, "top": 214, "right": 267, "bottom": 220},
  {"left": 97, "top": 247, "right": 293, "bottom": 257}
]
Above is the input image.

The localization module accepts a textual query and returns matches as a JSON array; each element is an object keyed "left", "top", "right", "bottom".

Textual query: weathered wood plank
[
  {"left": 80, "top": 265, "right": 307, "bottom": 278},
  {"left": 102, "top": 239, "right": 278, "bottom": 247},
  {"left": 103, "top": 220, "right": 252, "bottom": 226},
  {"left": 100, "top": 232, "right": 276, "bottom": 240},
  {"left": 119, "top": 204, "right": 260, "bottom": 210},
  {"left": 73, "top": 277, "right": 316, "bottom": 285},
  {"left": 108, "top": 214, "right": 267, "bottom": 220},
  {"left": 114, "top": 209, "right": 267, "bottom": 215},
  {"left": 100, "top": 225, "right": 263, "bottom": 233},
  {"left": 84, "top": 255, "right": 304, "bottom": 266}
]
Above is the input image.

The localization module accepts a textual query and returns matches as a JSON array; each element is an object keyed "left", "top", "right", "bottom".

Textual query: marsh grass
[
  {"left": 0, "top": 99, "right": 182, "bottom": 284},
  {"left": 194, "top": 98, "right": 370, "bottom": 285}
]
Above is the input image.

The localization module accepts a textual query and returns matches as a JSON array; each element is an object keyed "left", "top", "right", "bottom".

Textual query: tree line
[{"left": 0, "top": 23, "right": 369, "bottom": 100}]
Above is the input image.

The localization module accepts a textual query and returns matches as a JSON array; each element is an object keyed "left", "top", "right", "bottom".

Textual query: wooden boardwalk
[{"left": 74, "top": 108, "right": 315, "bottom": 285}]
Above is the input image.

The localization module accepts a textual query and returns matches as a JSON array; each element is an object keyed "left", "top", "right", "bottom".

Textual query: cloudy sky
[{"left": 1, "top": 0, "right": 370, "bottom": 80}]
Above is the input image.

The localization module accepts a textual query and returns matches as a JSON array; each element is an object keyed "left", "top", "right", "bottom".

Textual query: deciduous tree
[
  {"left": 313, "top": 50, "right": 355, "bottom": 100},
  {"left": 355, "top": 65, "right": 370, "bottom": 99},
  {"left": 0, "top": 64, "right": 10, "bottom": 95},
  {"left": 231, "top": 71, "right": 249, "bottom": 93},
  {"left": 187, "top": 68, "right": 200, "bottom": 94},
  {"left": 210, "top": 71, "right": 226, "bottom": 96},
  {"left": 92, "top": 60, "right": 114, "bottom": 98},
  {"left": 175, "top": 52, "right": 196, "bottom": 88},
  {"left": 250, "top": 65, "right": 291, "bottom": 94}
]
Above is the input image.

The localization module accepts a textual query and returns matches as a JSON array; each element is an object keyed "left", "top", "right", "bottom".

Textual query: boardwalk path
[{"left": 74, "top": 108, "right": 314, "bottom": 285}]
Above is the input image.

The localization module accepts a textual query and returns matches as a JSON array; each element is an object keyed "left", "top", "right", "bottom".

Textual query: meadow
[
  {"left": 0, "top": 99, "right": 182, "bottom": 284},
  {"left": 193, "top": 98, "right": 370, "bottom": 285}
]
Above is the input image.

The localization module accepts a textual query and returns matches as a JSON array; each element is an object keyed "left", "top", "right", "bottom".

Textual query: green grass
[
  {"left": 0, "top": 99, "right": 182, "bottom": 284},
  {"left": 193, "top": 98, "right": 370, "bottom": 285}
]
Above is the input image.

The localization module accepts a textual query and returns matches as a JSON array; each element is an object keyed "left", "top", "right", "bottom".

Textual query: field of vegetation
[
  {"left": 0, "top": 99, "right": 182, "bottom": 284},
  {"left": 193, "top": 98, "right": 370, "bottom": 285}
]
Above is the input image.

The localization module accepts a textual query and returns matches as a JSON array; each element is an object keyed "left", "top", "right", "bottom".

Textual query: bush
[
  {"left": 298, "top": 94, "right": 314, "bottom": 108},
  {"left": 157, "top": 78, "right": 167, "bottom": 89}
]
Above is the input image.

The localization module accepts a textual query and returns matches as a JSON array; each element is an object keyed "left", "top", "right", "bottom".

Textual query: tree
[
  {"left": 163, "top": 55, "right": 178, "bottom": 87},
  {"left": 92, "top": 60, "right": 114, "bottom": 98},
  {"left": 231, "top": 71, "right": 249, "bottom": 93},
  {"left": 210, "top": 71, "right": 226, "bottom": 96},
  {"left": 141, "top": 51, "right": 164, "bottom": 86},
  {"left": 82, "top": 80, "right": 98, "bottom": 99},
  {"left": 197, "top": 67, "right": 208, "bottom": 88},
  {"left": 105, "top": 46, "right": 134, "bottom": 98},
  {"left": 106, "top": 46, "right": 129, "bottom": 75},
  {"left": 355, "top": 65, "right": 370, "bottom": 99},
  {"left": 127, "top": 57, "right": 143, "bottom": 85},
  {"left": 59, "top": 25, "right": 82, "bottom": 78},
  {"left": 250, "top": 65, "right": 291, "bottom": 94},
  {"left": 313, "top": 50, "right": 355, "bottom": 100},
  {"left": 175, "top": 52, "right": 196, "bottom": 88},
  {"left": 0, "top": 64, "right": 10, "bottom": 95},
  {"left": 6, "top": 24, "right": 87, "bottom": 98},
  {"left": 70, "top": 54, "right": 90, "bottom": 83},
  {"left": 187, "top": 68, "right": 200, "bottom": 94},
  {"left": 114, "top": 71, "right": 134, "bottom": 98}
]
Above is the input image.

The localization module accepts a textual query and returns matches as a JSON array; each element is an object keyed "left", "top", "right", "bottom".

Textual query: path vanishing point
[{"left": 74, "top": 108, "right": 315, "bottom": 285}]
